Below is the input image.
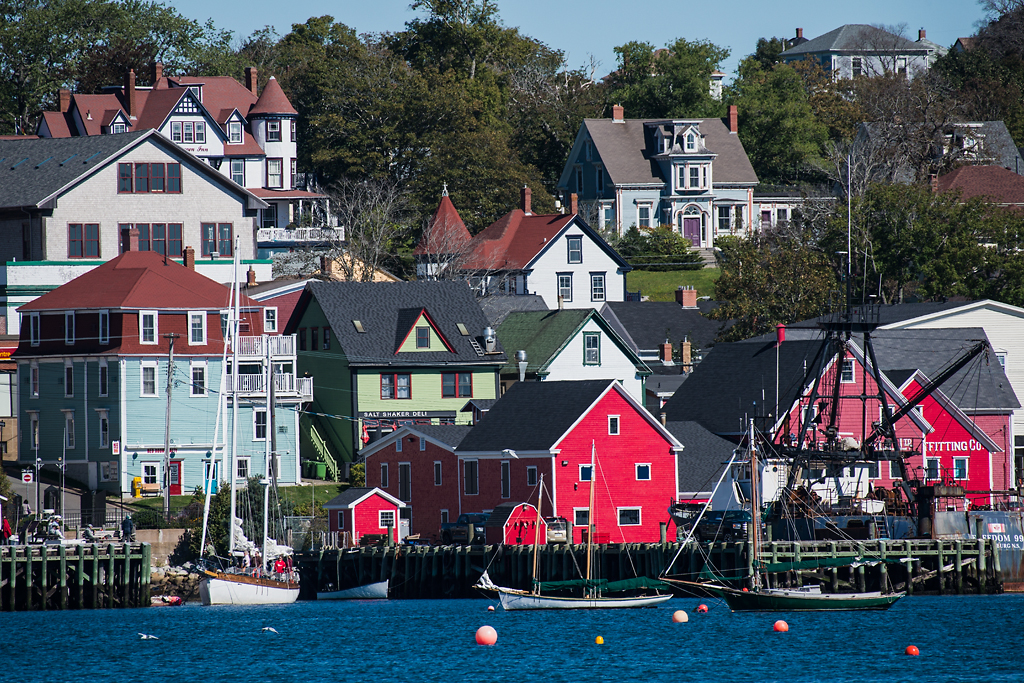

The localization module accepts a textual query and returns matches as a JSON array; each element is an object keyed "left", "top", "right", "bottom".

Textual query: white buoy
[{"left": 672, "top": 610, "right": 688, "bottom": 623}]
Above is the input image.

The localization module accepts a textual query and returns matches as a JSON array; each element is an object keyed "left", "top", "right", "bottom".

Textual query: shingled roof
[
  {"left": 779, "top": 24, "right": 929, "bottom": 57},
  {"left": 288, "top": 280, "right": 506, "bottom": 367},
  {"left": 248, "top": 77, "right": 297, "bottom": 116},
  {"left": 938, "top": 165, "right": 1024, "bottom": 205},
  {"left": 414, "top": 192, "right": 472, "bottom": 256},
  {"left": 600, "top": 301, "right": 729, "bottom": 354},
  {"left": 665, "top": 421, "right": 739, "bottom": 496}
]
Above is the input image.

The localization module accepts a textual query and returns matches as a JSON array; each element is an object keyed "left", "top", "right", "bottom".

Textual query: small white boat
[
  {"left": 493, "top": 585, "right": 671, "bottom": 610},
  {"left": 199, "top": 570, "right": 300, "bottom": 606},
  {"left": 317, "top": 580, "right": 389, "bottom": 601}
]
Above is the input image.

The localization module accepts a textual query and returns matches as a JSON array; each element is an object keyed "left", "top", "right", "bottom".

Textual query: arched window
[{"left": 686, "top": 133, "right": 695, "bottom": 151}]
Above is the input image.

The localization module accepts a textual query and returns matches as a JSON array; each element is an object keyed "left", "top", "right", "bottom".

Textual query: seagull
[
  {"left": 261, "top": 627, "right": 279, "bottom": 634},
  {"left": 138, "top": 633, "right": 159, "bottom": 640}
]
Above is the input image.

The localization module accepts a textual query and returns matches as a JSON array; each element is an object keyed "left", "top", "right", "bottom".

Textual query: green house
[{"left": 286, "top": 281, "right": 506, "bottom": 471}]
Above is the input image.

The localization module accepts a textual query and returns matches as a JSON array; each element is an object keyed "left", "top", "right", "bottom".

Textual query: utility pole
[{"left": 162, "top": 333, "right": 181, "bottom": 516}]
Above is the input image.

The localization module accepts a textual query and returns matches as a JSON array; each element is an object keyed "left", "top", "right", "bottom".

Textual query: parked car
[
  {"left": 692, "top": 510, "right": 753, "bottom": 543},
  {"left": 545, "top": 516, "right": 568, "bottom": 543},
  {"left": 441, "top": 513, "right": 489, "bottom": 544}
]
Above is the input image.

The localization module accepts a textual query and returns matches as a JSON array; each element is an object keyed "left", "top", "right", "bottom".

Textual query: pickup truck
[{"left": 440, "top": 513, "right": 489, "bottom": 544}]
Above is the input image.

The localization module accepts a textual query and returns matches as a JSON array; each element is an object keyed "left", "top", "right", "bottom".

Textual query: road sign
[{"left": 22, "top": 470, "right": 33, "bottom": 483}]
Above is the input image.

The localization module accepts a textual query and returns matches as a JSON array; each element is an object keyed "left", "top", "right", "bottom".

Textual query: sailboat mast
[
  {"left": 749, "top": 420, "right": 762, "bottom": 590},
  {"left": 262, "top": 334, "right": 271, "bottom": 568},
  {"left": 228, "top": 237, "right": 241, "bottom": 558},
  {"left": 198, "top": 284, "right": 233, "bottom": 559},
  {"left": 585, "top": 441, "right": 596, "bottom": 594},
  {"left": 531, "top": 475, "right": 544, "bottom": 595}
]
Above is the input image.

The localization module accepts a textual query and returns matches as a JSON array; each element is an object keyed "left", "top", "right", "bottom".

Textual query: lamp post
[{"left": 34, "top": 457, "right": 42, "bottom": 519}]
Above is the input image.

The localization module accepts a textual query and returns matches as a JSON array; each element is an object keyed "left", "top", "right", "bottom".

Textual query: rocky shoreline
[{"left": 150, "top": 566, "right": 202, "bottom": 603}]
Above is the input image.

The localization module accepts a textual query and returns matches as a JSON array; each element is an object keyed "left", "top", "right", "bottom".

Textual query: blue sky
[{"left": 175, "top": 0, "right": 989, "bottom": 81}]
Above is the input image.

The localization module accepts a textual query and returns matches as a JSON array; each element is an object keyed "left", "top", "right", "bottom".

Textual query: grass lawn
[
  {"left": 627, "top": 268, "right": 720, "bottom": 302},
  {"left": 127, "top": 481, "right": 348, "bottom": 511}
]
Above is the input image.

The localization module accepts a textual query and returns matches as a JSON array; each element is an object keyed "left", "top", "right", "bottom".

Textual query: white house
[{"left": 779, "top": 25, "right": 943, "bottom": 80}]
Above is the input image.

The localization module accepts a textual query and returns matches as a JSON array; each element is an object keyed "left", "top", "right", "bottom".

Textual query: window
[
  {"left": 567, "top": 237, "right": 583, "bottom": 264},
  {"left": 201, "top": 223, "right": 233, "bottom": 256},
  {"left": 441, "top": 372, "right": 472, "bottom": 398},
  {"left": 686, "top": 132, "right": 695, "bottom": 151},
  {"left": 419, "top": 437, "right": 426, "bottom": 451},
  {"left": 194, "top": 122, "right": 206, "bottom": 143},
  {"left": 638, "top": 205, "right": 651, "bottom": 228},
  {"left": 65, "top": 363, "right": 74, "bottom": 398},
  {"left": 230, "top": 159, "right": 244, "bottom": 185},
  {"left": 141, "top": 364, "right": 157, "bottom": 396},
  {"left": 440, "top": 509, "right": 449, "bottom": 525},
  {"left": 558, "top": 273, "right": 573, "bottom": 302},
  {"left": 237, "top": 457, "right": 250, "bottom": 480},
  {"left": 464, "top": 460, "right": 479, "bottom": 495},
  {"left": 398, "top": 462, "right": 411, "bottom": 502},
  {"left": 311, "top": 327, "right": 319, "bottom": 351},
  {"left": 183, "top": 122, "right": 194, "bottom": 143},
  {"left": 167, "top": 164, "right": 181, "bottom": 193},
  {"left": 954, "top": 458, "right": 969, "bottom": 480},
  {"left": 151, "top": 163, "right": 166, "bottom": 192},
  {"left": 527, "top": 466, "right": 537, "bottom": 487},
  {"left": 416, "top": 326, "right": 430, "bottom": 349},
  {"left": 574, "top": 509, "right": 589, "bottom": 527},
  {"left": 228, "top": 121, "right": 242, "bottom": 143},
  {"left": 925, "top": 458, "right": 940, "bottom": 480},
  {"left": 97, "top": 410, "right": 109, "bottom": 449},
  {"left": 65, "top": 311, "right": 75, "bottom": 345},
  {"left": 30, "top": 364, "right": 39, "bottom": 398},
  {"left": 68, "top": 223, "right": 100, "bottom": 258},
  {"left": 574, "top": 165, "right": 583, "bottom": 193},
  {"left": 866, "top": 461, "right": 880, "bottom": 479},
  {"left": 253, "top": 409, "right": 268, "bottom": 441},
  {"left": 636, "top": 464, "right": 651, "bottom": 480},
  {"left": 29, "top": 313, "right": 40, "bottom": 346},
  {"left": 595, "top": 165, "right": 604, "bottom": 193},
  {"left": 290, "top": 159, "right": 297, "bottom": 189},
  {"left": 718, "top": 206, "right": 731, "bottom": 233},
  {"left": 841, "top": 359, "right": 855, "bottom": 383},
  {"left": 98, "top": 361, "right": 108, "bottom": 397},
  {"left": 29, "top": 413, "right": 39, "bottom": 449},
  {"left": 579, "top": 464, "right": 593, "bottom": 481},
  {"left": 380, "top": 463, "right": 389, "bottom": 488},
  {"left": 584, "top": 332, "right": 600, "bottom": 365},
  {"left": 297, "top": 329, "right": 306, "bottom": 351},
  {"left": 608, "top": 415, "right": 620, "bottom": 435},
  {"left": 99, "top": 310, "right": 109, "bottom": 344},
  {"left": 290, "top": 119, "right": 296, "bottom": 141},
  {"left": 189, "top": 312, "right": 206, "bottom": 345},
  {"left": 395, "top": 435, "right": 402, "bottom": 452},
  {"left": 500, "top": 460, "right": 511, "bottom": 498},
  {"left": 381, "top": 373, "right": 411, "bottom": 399},
  {"left": 618, "top": 508, "right": 641, "bottom": 526},
  {"left": 135, "top": 163, "right": 151, "bottom": 193},
  {"left": 323, "top": 328, "right": 331, "bottom": 350},
  {"left": 379, "top": 509, "right": 396, "bottom": 529},
  {"left": 336, "top": 510, "right": 346, "bottom": 529},
  {"left": 267, "top": 159, "right": 283, "bottom": 188},
  {"left": 264, "top": 308, "right": 277, "bottom": 333},
  {"left": 267, "top": 120, "right": 281, "bottom": 142},
  {"left": 140, "top": 311, "right": 157, "bottom": 344},
  {"left": 852, "top": 57, "right": 863, "bottom": 77},
  {"left": 262, "top": 204, "right": 277, "bottom": 229},
  {"left": 689, "top": 166, "right": 700, "bottom": 189},
  {"left": 590, "top": 273, "right": 605, "bottom": 302},
  {"left": 191, "top": 363, "right": 206, "bottom": 396},
  {"left": 142, "top": 462, "right": 158, "bottom": 485},
  {"left": 170, "top": 122, "right": 182, "bottom": 142},
  {"left": 434, "top": 461, "right": 443, "bottom": 486},
  {"left": 63, "top": 411, "right": 75, "bottom": 449},
  {"left": 118, "top": 163, "right": 133, "bottom": 193}
]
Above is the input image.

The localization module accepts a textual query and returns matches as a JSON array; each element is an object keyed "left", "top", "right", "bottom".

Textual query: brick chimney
[
  {"left": 124, "top": 69, "right": 136, "bottom": 119},
  {"left": 728, "top": 105, "right": 738, "bottom": 134},
  {"left": 570, "top": 193, "right": 578, "bottom": 216},
  {"left": 680, "top": 338, "right": 692, "bottom": 372},
  {"left": 918, "top": 29, "right": 926, "bottom": 41},
  {"left": 520, "top": 185, "right": 532, "bottom": 214},
  {"left": 183, "top": 245, "right": 195, "bottom": 270},
  {"left": 245, "top": 67, "right": 258, "bottom": 96},
  {"left": 320, "top": 255, "right": 339, "bottom": 279},
  {"left": 796, "top": 28, "right": 803, "bottom": 40},
  {"left": 675, "top": 286, "right": 697, "bottom": 308},
  {"left": 659, "top": 341, "right": 673, "bottom": 364},
  {"left": 247, "top": 266, "right": 257, "bottom": 287},
  {"left": 121, "top": 227, "right": 140, "bottom": 252},
  {"left": 930, "top": 173, "right": 938, "bottom": 193},
  {"left": 151, "top": 61, "right": 163, "bottom": 86},
  {"left": 58, "top": 89, "right": 70, "bottom": 113},
  {"left": 612, "top": 104, "right": 625, "bottom": 123}
]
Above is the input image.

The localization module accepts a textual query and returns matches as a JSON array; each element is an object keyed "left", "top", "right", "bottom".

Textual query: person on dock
[
  {"left": 121, "top": 514, "right": 135, "bottom": 542},
  {"left": 1, "top": 516, "right": 11, "bottom": 545}
]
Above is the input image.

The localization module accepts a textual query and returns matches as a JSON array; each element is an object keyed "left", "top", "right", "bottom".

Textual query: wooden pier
[
  {"left": 1, "top": 543, "right": 151, "bottom": 611},
  {"left": 296, "top": 537, "right": 1002, "bottom": 599}
]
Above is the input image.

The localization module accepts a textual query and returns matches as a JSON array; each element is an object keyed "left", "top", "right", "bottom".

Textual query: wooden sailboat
[{"left": 477, "top": 445, "right": 673, "bottom": 610}]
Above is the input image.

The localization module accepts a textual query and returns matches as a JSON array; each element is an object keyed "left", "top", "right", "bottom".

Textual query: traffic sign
[{"left": 22, "top": 470, "right": 33, "bottom": 483}]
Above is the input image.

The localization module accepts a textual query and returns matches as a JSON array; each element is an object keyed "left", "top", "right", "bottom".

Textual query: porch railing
[
  {"left": 256, "top": 227, "right": 344, "bottom": 243},
  {"left": 226, "top": 373, "right": 310, "bottom": 396},
  {"left": 234, "top": 335, "right": 295, "bottom": 358}
]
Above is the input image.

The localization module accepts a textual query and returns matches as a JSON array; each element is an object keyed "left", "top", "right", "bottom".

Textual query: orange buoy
[
  {"left": 905, "top": 645, "right": 920, "bottom": 656},
  {"left": 487, "top": 605, "right": 495, "bottom": 612},
  {"left": 475, "top": 625, "right": 498, "bottom": 645},
  {"left": 742, "top": 587, "right": 748, "bottom": 592},
  {"left": 773, "top": 620, "right": 789, "bottom": 633},
  {"left": 696, "top": 604, "right": 708, "bottom": 613},
  {"left": 595, "top": 636, "right": 604, "bottom": 645},
  {"left": 672, "top": 610, "right": 688, "bottom": 623}
]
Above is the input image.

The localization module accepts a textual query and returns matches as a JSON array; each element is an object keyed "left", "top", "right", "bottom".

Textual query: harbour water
[{"left": 4, "top": 594, "right": 1022, "bottom": 682}]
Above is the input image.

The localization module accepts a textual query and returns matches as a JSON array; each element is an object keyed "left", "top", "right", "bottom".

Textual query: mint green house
[{"left": 286, "top": 281, "right": 506, "bottom": 474}]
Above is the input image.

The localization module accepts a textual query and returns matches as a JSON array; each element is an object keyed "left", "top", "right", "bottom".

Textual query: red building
[
  {"left": 323, "top": 487, "right": 405, "bottom": 546},
  {"left": 485, "top": 502, "right": 547, "bottom": 545}
]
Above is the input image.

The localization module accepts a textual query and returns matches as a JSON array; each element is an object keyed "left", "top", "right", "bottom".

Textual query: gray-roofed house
[
  {"left": 0, "top": 130, "right": 269, "bottom": 333},
  {"left": 285, "top": 280, "right": 506, "bottom": 468},
  {"left": 665, "top": 421, "right": 739, "bottom": 501},
  {"left": 780, "top": 25, "right": 943, "bottom": 80},
  {"left": 557, "top": 104, "right": 758, "bottom": 250},
  {"left": 476, "top": 293, "right": 548, "bottom": 327}
]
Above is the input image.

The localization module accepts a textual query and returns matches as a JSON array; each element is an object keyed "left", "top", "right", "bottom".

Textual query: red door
[
  {"left": 683, "top": 218, "right": 700, "bottom": 247},
  {"left": 169, "top": 460, "right": 183, "bottom": 496}
]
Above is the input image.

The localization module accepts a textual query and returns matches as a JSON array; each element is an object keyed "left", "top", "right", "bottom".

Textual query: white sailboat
[
  {"left": 317, "top": 580, "right": 389, "bottom": 601},
  {"left": 198, "top": 239, "right": 299, "bottom": 606},
  {"left": 477, "top": 445, "right": 673, "bottom": 610}
]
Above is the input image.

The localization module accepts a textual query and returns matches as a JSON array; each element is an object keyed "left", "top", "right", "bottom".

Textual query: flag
[{"left": 361, "top": 423, "right": 370, "bottom": 444}]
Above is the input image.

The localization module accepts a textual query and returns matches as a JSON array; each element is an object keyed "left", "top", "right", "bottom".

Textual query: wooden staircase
[{"left": 307, "top": 418, "right": 340, "bottom": 481}]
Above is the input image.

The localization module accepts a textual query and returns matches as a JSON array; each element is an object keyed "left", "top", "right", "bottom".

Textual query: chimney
[
  {"left": 570, "top": 193, "right": 578, "bottom": 216},
  {"left": 612, "top": 104, "right": 625, "bottom": 123},
  {"left": 557, "top": 294, "right": 564, "bottom": 310},
  {"left": 728, "top": 105, "right": 738, "bottom": 134},
  {"left": 245, "top": 67, "right": 258, "bottom": 96},
  {"left": 930, "top": 173, "right": 938, "bottom": 193},
  {"left": 681, "top": 338, "right": 692, "bottom": 373},
  {"left": 660, "top": 412, "right": 667, "bottom": 427},
  {"left": 246, "top": 266, "right": 257, "bottom": 287},
  {"left": 58, "top": 89, "right": 70, "bottom": 113},
  {"left": 918, "top": 29, "right": 926, "bottom": 41},
  {"left": 124, "top": 69, "right": 136, "bottom": 119},
  {"left": 121, "top": 227, "right": 140, "bottom": 252},
  {"left": 675, "top": 286, "right": 697, "bottom": 308},
  {"left": 659, "top": 341, "right": 673, "bottom": 364},
  {"left": 151, "top": 61, "right": 163, "bottom": 85},
  {"left": 520, "top": 185, "right": 532, "bottom": 214},
  {"left": 796, "top": 28, "right": 803, "bottom": 39},
  {"left": 184, "top": 245, "right": 195, "bottom": 270}
]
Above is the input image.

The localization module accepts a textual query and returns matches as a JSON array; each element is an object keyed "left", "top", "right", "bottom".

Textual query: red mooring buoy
[
  {"left": 905, "top": 645, "right": 920, "bottom": 656},
  {"left": 773, "top": 620, "right": 789, "bottom": 633}
]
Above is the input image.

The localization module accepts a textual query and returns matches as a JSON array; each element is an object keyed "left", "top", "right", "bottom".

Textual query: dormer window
[
  {"left": 686, "top": 132, "right": 695, "bottom": 151},
  {"left": 228, "top": 121, "right": 242, "bottom": 144},
  {"left": 585, "top": 140, "right": 593, "bottom": 161},
  {"left": 659, "top": 135, "right": 669, "bottom": 154},
  {"left": 111, "top": 123, "right": 127, "bottom": 134},
  {"left": 188, "top": 86, "right": 201, "bottom": 101}
]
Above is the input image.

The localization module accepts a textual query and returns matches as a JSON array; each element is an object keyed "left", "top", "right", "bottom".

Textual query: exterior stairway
[{"left": 306, "top": 417, "right": 340, "bottom": 481}]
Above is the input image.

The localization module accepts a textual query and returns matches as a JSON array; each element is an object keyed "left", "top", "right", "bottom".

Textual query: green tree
[{"left": 614, "top": 226, "right": 703, "bottom": 270}]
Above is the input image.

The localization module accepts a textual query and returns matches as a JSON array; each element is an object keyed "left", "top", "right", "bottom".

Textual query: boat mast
[
  {"left": 531, "top": 475, "right": 544, "bottom": 595},
  {"left": 749, "top": 420, "right": 762, "bottom": 591},
  {"left": 261, "top": 332, "right": 271, "bottom": 568},
  {"left": 585, "top": 441, "right": 596, "bottom": 597},
  {"left": 228, "top": 237, "right": 240, "bottom": 558}
]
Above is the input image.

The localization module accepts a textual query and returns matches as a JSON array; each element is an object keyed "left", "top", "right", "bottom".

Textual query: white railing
[
  {"left": 298, "top": 376, "right": 313, "bottom": 401},
  {"left": 256, "top": 227, "right": 344, "bottom": 243},
  {"left": 226, "top": 372, "right": 309, "bottom": 396},
  {"left": 228, "top": 373, "right": 264, "bottom": 393},
  {"left": 234, "top": 335, "right": 295, "bottom": 358}
]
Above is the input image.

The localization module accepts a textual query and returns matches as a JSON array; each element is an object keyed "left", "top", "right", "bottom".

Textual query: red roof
[
  {"left": 248, "top": 77, "right": 297, "bottom": 116},
  {"left": 19, "top": 251, "right": 260, "bottom": 312},
  {"left": 38, "top": 111, "right": 72, "bottom": 137},
  {"left": 937, "top": 165, "right": 1024, "bottom": 205},
  {"left": 69, "top": 94, "right": 126, "bottom": 135},
  {"left": 462, "top": 210, "right": 574, "bottom": 270},
  {"left": 414, "top": 194, "right": 472, "bottom": 255},
  {"left": 171, "top": 77, "right": 259, "bottom": 123}
]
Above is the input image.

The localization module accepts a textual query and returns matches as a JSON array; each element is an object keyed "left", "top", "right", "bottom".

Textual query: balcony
[
  {"left": 234, "top": 335, "right": 295, "bottom": 358},
  {"left": 226, "top": 373, "right": 313, "bottom": 401},
  {"left": 256, "top": 227, "right": 344, "bottom": 246}
]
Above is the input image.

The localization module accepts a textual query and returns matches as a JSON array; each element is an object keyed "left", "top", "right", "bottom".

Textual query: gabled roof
[
  {"left": 582, "top": 116, "right": 757, "bottom": 186},
  {"left": 287, "top": 280, "right": 506, "bottom": 366},
  {"left": 68, "top": 93, "right": 126, "bottom": 135},
  {"left": 485, "top": 501, "right": 538, "bottom": 527},
  {"left": 414, "top": 193, "right": 472, "bottom": 256},
  {"left": 665, "top": 421, "right": 738, "bottom": 496},
  {"left": 248, "top": 77, "right": 297, "bottom": 116},
  {"left": 456, "top": 379, "right": 681, "bottom": 453},
  {"left": 39, "top": 111, "right": 73, "bottom": 137},
  {"left": 171, "top": 76, "right": 259, "bottom": 123},
  {"left": 494, "top": 309, "right": 649, "bottom": 375},
  {"left": 134, "top": 87, "right": 215, "bottom": 135},
  {"left": 780, "top": 24, "right": 929, "bottom": 57},
  {"left": 18, "top": 250, "right": 258, "bottom": 312},
  {"left": 938, "top": 165, "right": 1024, "bottom": 205},
  {"left": 358, "top": 424, "right": 473, "bottom": 460},
  {"left": 323, "top": 487, "right": 404, "bottom": 510},
  {"left": 600, "top": 301, "right": 729, "bottom": 353},
  {"left": 393, "top": 308, "right": 455, "bottom": 353}
]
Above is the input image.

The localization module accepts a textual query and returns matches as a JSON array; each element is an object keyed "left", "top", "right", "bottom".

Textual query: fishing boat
[
  {"left": 318, "top": 580, "right": 389, "bottom": 601},
  {"left": 477, "top": 446, "right": 673, "bottom": 610}
]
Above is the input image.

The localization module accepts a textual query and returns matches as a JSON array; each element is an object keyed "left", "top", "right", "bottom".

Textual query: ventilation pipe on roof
[
  {"left": 517, "top": 350, "right": 528, "bottom": 382},
  {"left": 483, "top": 326, "right": 496, "bottom": 353}
]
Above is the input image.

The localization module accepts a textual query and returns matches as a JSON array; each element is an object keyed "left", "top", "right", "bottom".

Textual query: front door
[
  {"left": 169, "top": 460, "right": 183, "bottom": 496},
  {"left": 683, "top": 218, "right": 700, "bottom": 247}
]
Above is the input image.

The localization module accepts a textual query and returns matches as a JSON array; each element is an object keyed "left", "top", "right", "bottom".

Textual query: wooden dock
[
  {"left": 1, "top": 543, "right": 151, "bottom": 611},
  {"left": 296, "top": 538, "right": 1002, "bottom": 599}
]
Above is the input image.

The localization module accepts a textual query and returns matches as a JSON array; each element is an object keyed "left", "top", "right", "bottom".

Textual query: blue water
[{"left": 3, "top": 595, "right": 1022, "bottom": 683}]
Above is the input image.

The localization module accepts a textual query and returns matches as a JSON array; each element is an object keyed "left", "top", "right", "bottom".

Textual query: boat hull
[
  {"left": 317, "top": 580, "right": 389, "bottom": 600},
  {"left": 706, "top": 584, "right": 905, "bottom": 612},
  {"left": 198, "top": 572, "right": 299, "bottom": 606},
  {"left": 497, "top": 590, "right": 672, "bottom": 610}
]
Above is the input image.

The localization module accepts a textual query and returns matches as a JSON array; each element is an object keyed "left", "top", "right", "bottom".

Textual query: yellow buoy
[{"left": 595, "top": 636, "right": 604, "bottom": 645}]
